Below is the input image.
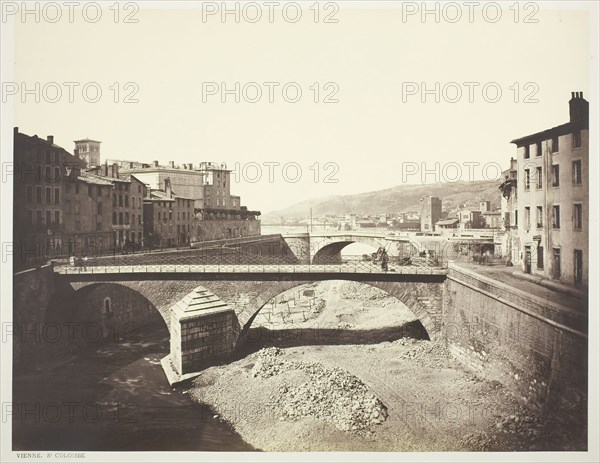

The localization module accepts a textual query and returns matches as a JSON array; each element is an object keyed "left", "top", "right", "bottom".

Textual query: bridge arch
[
  {"left": 310, "top": 234, "right": 420, "bottom": 264},
  {"left": 237, "top": 278, "right": 442, "bottom": 346},
  {"left": 47, "top": 282, "right": 173, "bottom": 341}
]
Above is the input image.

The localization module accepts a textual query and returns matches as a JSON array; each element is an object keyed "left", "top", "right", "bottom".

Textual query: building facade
[
  {"left": 510, "top": 92, "right": 588, "bottom": 288},
  {"left": 121, "top": 161, "right": 205, "bottom": 209},
  {"left": 143, "top": 179, "right": 196, "bottom": 248}
]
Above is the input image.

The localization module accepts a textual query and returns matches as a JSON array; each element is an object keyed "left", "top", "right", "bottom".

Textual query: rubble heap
[
  {"left": 387, "top": 338, "right": 451, "bottom": 368},
  {"left": 251, "top": 347, "right": 388, "bottom": 432}
]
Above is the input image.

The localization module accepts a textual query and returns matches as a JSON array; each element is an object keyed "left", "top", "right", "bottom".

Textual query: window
[
  {"left": 524, "top": 207, "right": 531, "bottom": 229},
  {"left": 113, "top": 194, "right": 117, "bottom": 206},
  {"left": 551, "top": 136, "right": 559, "bottom": 153},
  {"left": 551, "top": 164, "right": 560, "bottom": 187},
  {"left": 75, "top": 220, "right": 81, "bottom": 232},
  {"left": 125, "top": 195, "right": 129, "bottom": 207},
  {"left": 119, "top": 212, "right": 123, "bottom": 225},
  {"left": 574, "top": 203, "right": 583, "bottom": 230},
  {"left": 536, "top": 206, "right": 543, "bottom": 228},
  {"left": 524, "top": 145, "right": 530, "bottom": 159},
  {"left": 572, "top": 160, "right": 582, "bottom": 184},
  {"left": 524, "top": 169, "right": 530, "bottom": 190},
  {"left": 45, "top": 187, "right": 52, "bottom": 203},
  {"left": 36, "top": 210, "right": 42, "bottom": 225},
  {"left": 536, "top": 141, "right": 542, "bottom": 157},
  {"left": 66, "top": 182, "right": 71, "bottom": 193},
  {"left": 45, "top": 210, "right": 51, "bottom": 225},
  {"left": 514, "top": 210, "right": 518, "bottom": 227},
  {"left": 537, "top": 246, "right": 544, "bottom": 269},
  {"left": 54, "top": 167, "right": 60, "bottom": 180},
  {"left": 138, "top": 215, "right": 141, "bottom": 225},
  {"left": 536, "top": 166, "right": 542, "bottom": 189},
  {"left": 97, "top": 222, "right": 102, "bottom": 231},
  {"left": 75, "top": 183, "right": 80, "bottom": 194},
  {"left": 125, "top": 212, "right": 129, "bottom": 224},
  {"left": 26, "top": 186, "right": 32, "bottom": 203},
  {"left": 97, "top": 202, "right": 103, "bottom": 215},
  {"left": 138, "top": 185, "right": 142, "bottom": 193},
  {"left": 552, "top": 205, "right": 560, "bottom": 229},
  {"left": 36, "top": 187, "right": 42, "bottom": 203},
  {"left": 54, "top": 210, "right": 60, "bottom": 224},
  {"left": 572, "top": 130, "right": 581, "bottom": 148},
  {"left": 45, "top": 151, "right": 51, "bottom": 164},
  {"left": 66, "top": 200, "right": 72, "bottom": 214},
  {"left": 97, "top": 185, "right": 102, "bottom": 196},
  {"left": 75, "top": 201, "right": 80, "bottom": 215},
  {"left": 553, "top": 248, "right": 561, "bottom": 279},
  {"left": 88, "top": 185, "right": 92, "bottom": 196},
  {"left": 119, "top": 195, "right": 123, "bottom": 207},
  {"left": 112, "top": 211, "right": 117, "bottom": 225},
  {"left": 45, "top": 166, "right": 52, "bottom": 181},
  {"left": 54, "top": 188, "right": 60, "bottom": 204},
  {"left": 574, "top": 250, "right": 583, "bottom": 285},
  {"left": 27, "top": 210, "right": 33, "bottom": 225}
]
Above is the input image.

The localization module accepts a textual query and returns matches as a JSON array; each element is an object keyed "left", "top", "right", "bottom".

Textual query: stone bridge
[
  {"left": 50, "top": 267, "right": 446, "bottom": 381},
  {"left": 13, "top": 262, "right": 587, "bottom": 408},
  {"left": 281, "top": 231, "right": 495, "bottom": 264}
]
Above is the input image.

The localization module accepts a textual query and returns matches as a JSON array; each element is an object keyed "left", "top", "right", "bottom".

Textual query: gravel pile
[
  {"left": 251, "top": 347, "right": 388, "bottom": 432},
  {"left": 387, "top": 338, "right": 451, "bottom": 368}
]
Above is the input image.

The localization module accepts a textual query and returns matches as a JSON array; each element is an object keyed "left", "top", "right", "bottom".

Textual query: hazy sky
[{"left": 10, "top": 1, "right": 593, "bottom": 214}]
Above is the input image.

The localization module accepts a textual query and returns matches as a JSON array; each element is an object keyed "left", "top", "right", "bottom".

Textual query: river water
[{"left": 12, "top": 324, "right": 255, "bottom": 451}]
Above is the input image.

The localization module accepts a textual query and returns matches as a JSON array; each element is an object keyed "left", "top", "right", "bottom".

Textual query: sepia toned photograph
[{"left": 1, "top": 1, "right": 598, "bottom": 462}]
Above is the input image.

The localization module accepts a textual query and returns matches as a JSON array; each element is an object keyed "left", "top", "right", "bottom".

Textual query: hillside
[{"left": 262, "top": 181, "right": 501, "bottom": 223}]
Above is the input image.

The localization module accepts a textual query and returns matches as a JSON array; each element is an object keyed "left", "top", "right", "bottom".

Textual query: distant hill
[{"left": 262, "top": 181, "right": 501, "bottom": 223}]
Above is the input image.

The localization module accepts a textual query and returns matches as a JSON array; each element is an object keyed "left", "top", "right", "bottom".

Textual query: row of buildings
[{"left": 12, "top": 129, "right": 261, "bottom": 267}]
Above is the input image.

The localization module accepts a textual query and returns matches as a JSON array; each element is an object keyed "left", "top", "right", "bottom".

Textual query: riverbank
[{"left": 189, "top": 280, "right": 586, "bottom": 451}]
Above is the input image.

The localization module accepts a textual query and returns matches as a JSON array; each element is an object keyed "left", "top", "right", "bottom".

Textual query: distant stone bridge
[{"left": 281, "top": 231, "right": 495, "bottom": 264}]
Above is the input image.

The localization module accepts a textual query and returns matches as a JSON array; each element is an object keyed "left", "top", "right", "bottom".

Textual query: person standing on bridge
[{"left": 381, "top": 249, "right": 389, "bottom": 272}]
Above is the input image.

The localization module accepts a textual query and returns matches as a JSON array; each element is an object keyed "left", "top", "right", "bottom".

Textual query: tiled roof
[{"left": 78, "top": 173, "right": 114, "bottom": 186}]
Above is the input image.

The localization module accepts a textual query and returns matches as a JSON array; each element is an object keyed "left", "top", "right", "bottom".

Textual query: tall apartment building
[
  {"left": 68, "top": 172, "right": 115, "bottom": 254},
  {"left": 199, "top": 162, "right": 237, "bottom": 210},
  {"left": 420, "top": 196, "right": 442, "bottom": 232},
  {"left": 85, "top": 163, "right": 148, "bottom": 250},
  {"left": 510, "top": 92, "right": 588, "bottom": 288}
]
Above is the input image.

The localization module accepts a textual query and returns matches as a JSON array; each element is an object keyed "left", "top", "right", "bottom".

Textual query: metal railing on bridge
[{"left": 53, "top": 254, "right": 446, "bottom": 275}]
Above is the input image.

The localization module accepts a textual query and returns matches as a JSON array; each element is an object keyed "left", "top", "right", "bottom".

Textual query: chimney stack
[
  {"left": 14, "top": 127, "right": 18, "bottom": 136},
  {"left": 569, "top": 91, "right": 589, "bottom": 122},
  {"left": 169, "top": 161, "right": 175, "bottom": 168},
  {"left": 153, "top": 160, "right": 159, "bottom": 168},
  {"left": 74, "top": 148, "right": 79, "bottom": 159},
  {"left": 47, "top": 135, "right": 54, "bottom": 144},
  {"left": 164, "top": 178, "right": 172, "bottom": 197}
]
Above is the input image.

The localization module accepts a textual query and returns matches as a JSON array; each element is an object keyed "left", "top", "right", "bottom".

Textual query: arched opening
[
  {"left": 235, "top": 280, "right": 430, "bottom": 357},
  {"left": 43, "top": 283, "right": 170, "bottom": 357}
]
